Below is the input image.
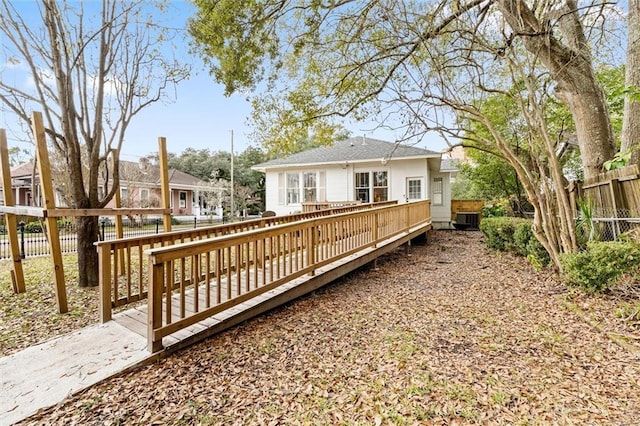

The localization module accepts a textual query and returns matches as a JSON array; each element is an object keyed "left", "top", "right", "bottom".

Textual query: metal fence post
[
  {"left": 194, "top": 217, "right": 197, "bottom": 228},
  {"left": 156, "top": 218, "right": 160, "bottom": 234},
  {"left": 18, "top": 221, "right": 25, "bottom": 259},
  {"left": 100, "top": 218, "right": 106, "bottom": 241}
]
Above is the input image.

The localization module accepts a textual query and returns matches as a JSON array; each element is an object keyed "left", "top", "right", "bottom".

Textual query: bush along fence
[{"left": 0, "top": 215, "right": 226, "bottom": 260}]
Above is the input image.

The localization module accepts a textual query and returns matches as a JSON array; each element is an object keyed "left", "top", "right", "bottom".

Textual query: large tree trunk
[
  {"left": 498, "top": 0, "right": 616, "bottom": 179},
  {"left": 555, "top": 74, "right": 616, "bottom": 178},
  {"left": 622, "top": 0, "right": 640, "bottom": 166},
  {"left": 76, "top": 216, "right": 100, "bottom": 288}
]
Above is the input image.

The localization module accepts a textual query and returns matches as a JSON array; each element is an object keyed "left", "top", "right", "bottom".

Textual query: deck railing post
[
  {"left": 309, "top": 223, "right": 316, "bottom": 276},
  {"left": 148, "top": 256, "right": 165, "bottom": 353},
  {"left": 98, "top": 243, "right": 113, "bottom": 322},
  {"left": 373, "top": 211, "right": 379, "bottom": 247},
  {"left": 405, "top": 204, "right": 410, "bottom": 231}
]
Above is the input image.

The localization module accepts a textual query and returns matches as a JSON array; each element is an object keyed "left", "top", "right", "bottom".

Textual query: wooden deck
[{"left": 114, "top": 224, "right": 429, "bottom": 354}]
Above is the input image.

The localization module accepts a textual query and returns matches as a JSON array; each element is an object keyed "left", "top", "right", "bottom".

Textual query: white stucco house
[{"left": 252, "top": 137, "right": 458, "bottom": 228}]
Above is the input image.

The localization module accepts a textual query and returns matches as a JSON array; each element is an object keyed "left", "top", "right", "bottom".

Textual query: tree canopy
[
  {"left": 190, "top": 1, "right": 632, "bottom": 175},
  {"left": 168, "top": 146, "right": 268, "bottom": 212},
  {"left": 189, "top": 1, "right": 636, "bottom": 269}
]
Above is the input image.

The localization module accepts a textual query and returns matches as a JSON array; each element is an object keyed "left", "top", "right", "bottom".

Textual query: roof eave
[{"left": 253, "top": 154, "right": 441, "bottom": 171}]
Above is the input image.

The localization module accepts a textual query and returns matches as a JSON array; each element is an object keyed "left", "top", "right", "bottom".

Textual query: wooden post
[
  {"left": 32, "top": 112, "right": 68, "bottom": 313},
  {"left": 148, "top": 256, "right": 164, "bottom": 352},
  {"left": 0, "top": 129, "right": 26, "bottom": 293},
  {"left": 308, "top": 224, "right": 316, "bottom": 276},
  {"left": 157, "top": 137, "right": 172, "bottom": 233},
  {"left": 372, "top": 211, "right": 379, "bottom": 248},
  {"left": 98, "top": 243, "right": 113, "bottom": 322},
  {"left": 110, "top": 150, "right": 125, "bottom": 273}
]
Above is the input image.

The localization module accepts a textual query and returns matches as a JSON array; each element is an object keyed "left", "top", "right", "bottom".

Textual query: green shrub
[
  {"left": 560, "top": 241, "right": 640, "bottom": 293},
  {"left": 24, "top": 221, "right": 43, "bottom": 233},
  {"left": 480, "top": 217, "right": 524, "bottom": 251},
  {"left": 513, "top": 222, "right": 533, "bottom": 256},
  {"left": 513, "top": 221, "right": 550, "bottom": 266},
  {"left": 482, "top": 199, "right": 509, "bottom": 218},
  {"left": 480, "top": 217, "right": 550, "bottom": 267},
  {"left": 57, "top": 218, "right": 74, "bottom": 230}
]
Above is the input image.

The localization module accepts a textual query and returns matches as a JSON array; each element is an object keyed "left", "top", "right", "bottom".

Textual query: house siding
[
  {"left": 263, "top": 158, "right": 437, "bottom": 216},
  {"left": 430, "top": 171, "right": 453, "bottom": 228}
]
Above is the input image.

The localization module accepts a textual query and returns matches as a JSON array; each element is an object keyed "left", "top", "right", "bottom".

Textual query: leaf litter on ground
[{"left": 10, "top": 230, "right": 640, "bottom": 424}]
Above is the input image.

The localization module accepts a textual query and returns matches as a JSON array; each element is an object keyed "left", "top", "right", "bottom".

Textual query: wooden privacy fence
[
  {"left": 96, "top": 200, "right": 399, "bottom": 322},
  {"left": 569, "top": 165, "right": 640, "bottom": 240},
  {"left": 143, "top": 200, "right": 430, "bottom": 351},
  {"left": 450, "top": 200, "right": 484, "bottom": 221},
  {"left": 578, "top": 165, "right": 640, "bottom": 216}
]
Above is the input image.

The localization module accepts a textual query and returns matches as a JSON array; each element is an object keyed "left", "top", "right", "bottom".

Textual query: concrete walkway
[{"left": 0, "top": 321, "right": 150, "bottom": 425}]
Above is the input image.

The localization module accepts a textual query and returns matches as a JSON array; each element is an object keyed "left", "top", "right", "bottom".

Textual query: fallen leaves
[{"left": 13, "top": 230, "right": 640, "bottom": 424}]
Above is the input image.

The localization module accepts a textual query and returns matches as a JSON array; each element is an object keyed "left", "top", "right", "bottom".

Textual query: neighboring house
[
  {"left": 3, "top": 161, "right": 47, "bottom": 207},
  {"left": 1, "top": 159, "right": 215, "bottom": 216},
  {"left": 251, "top": 137, "right": 458, "bottom": 228}
]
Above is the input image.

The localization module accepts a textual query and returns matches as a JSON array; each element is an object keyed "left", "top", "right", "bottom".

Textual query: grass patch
[{"left": 0, "top": 254, "right": 99, "bottom": 356}]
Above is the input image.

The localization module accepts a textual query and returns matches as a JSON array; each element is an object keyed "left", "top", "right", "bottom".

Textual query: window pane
[
  {"left": 287, "top": 173, "right": 300, "bottom": 204},
  {"left": 355, "top": 172, "right": 370, "bottom": 202},
  {"left": 373, "top": 187, "right": 388, "bottom": 202},
  {"left": 373, "top": 171, "right": 387, "bottom": 187},
  {"left": 408, "top": 179, "right": 421, "bottom": 200},
  {"left": 355, "top": 172, "right": 369, "bottom": 188},
  {"left": 373, "top": 171, "right": 388, "bottom": 202},
  {"left": 433, "top": 177, "right": 443, "bottom": 206},
  {"left": 303, "top": 172, "right": 317, "bottom": 202}
]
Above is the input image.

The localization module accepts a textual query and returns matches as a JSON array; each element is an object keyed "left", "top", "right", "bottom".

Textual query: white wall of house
[
  {"left": 430, "top": 171, "right": 453, "bottom": 228},
  {"left": 263, "top": 158, "right": 446, "bottom": 217}
]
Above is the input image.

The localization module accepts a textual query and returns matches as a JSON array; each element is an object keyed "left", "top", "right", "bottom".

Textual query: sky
[{"left": 0, "top": 0, "right": 447, "bottom": 162}]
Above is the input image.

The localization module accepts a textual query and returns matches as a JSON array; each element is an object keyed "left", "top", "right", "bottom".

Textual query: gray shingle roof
[
  {"left": 439, "top": 159, "right": 459, "bottom": 172},
  {"left": 253, "top": 137, "right": 440, "bottom": 170},
  {"left": 7, "top": 160, "right": 205, "bottom": 188}
]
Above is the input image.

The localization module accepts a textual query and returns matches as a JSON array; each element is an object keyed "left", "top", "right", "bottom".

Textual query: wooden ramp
[{"left": 114, "top": 226, "right": 426, "bottom": 354}]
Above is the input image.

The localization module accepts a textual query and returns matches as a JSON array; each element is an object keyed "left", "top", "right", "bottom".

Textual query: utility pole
[{"left": 230, "top": 130, "right": 234, "bottom": 220}]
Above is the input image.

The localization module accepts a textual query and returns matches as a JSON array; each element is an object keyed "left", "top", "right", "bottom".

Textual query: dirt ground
[{"left": 19, "top": 230, "right": 640, "bottom": 425}]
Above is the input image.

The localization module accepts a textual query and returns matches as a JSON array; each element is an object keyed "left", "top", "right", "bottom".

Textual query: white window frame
[
  {"left": 286, "top": 173, "right": 300, "bottom": 205},
  {"left": 406, "top": 177, "right": 423, "bottom": 200},
  {"left": 355, "top": 170, "right": 389, "bottom": 203},
  {"left": 179, "top": 191, "right": 187, "bottom": 209},
  {"left": 372, "top": 171, "right": 388, "bottom": 202},
  {"left": 355, "top": 172, "right": 370, "bottom": 203},
  {"left": 432, "top": 177, "right": 443, "bottom": 206},
  {"left": 303, "top": 172, "right": 317, "bottom": 202}
]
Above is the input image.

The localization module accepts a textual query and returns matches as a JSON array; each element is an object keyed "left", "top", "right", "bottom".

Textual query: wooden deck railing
[
  {"left": 96, "top": 201, "right": 398, "bottom": 322},
  {"left": 302, "top": 200, "right": 397, "bottom": 212},
  {"left": 302, "top": 200, "right": 362, "bottom": 212},
  {"left": 144, "top": 201, "right": 431, "bottom": 352}
]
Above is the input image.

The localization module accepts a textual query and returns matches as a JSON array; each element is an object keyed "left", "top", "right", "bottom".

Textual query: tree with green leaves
[
  {"left": 168, "top": 146, "right": 268, "bottom": 212},
  {"left": 189, "top": 1, "right": 632, "bottom": 268},
  {"left": 0, "top": 0, "right": 189, "bottom": 287},
  {"left": 457, "top": 64, "right": 626, "bottom": 208}
]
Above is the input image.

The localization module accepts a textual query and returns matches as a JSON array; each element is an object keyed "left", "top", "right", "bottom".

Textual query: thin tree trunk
[{"left": 76, "top": 216, "right": 99, "bottom": 287}]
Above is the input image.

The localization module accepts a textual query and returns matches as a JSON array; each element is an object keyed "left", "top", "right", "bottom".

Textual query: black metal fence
[{"left": 0, "top": 215, "right": 226, "bottom": 260}]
